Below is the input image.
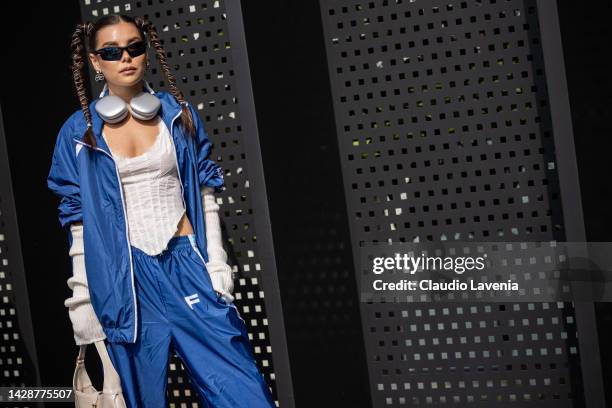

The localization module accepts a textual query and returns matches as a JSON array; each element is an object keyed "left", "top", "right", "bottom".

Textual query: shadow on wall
[{"left": 240, "top": 0, "right": 371, "bottom": 406}]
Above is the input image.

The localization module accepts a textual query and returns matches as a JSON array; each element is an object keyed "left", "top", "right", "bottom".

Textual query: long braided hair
[{"left": 70, "top": 14, "right": 196, "bottom": 148}]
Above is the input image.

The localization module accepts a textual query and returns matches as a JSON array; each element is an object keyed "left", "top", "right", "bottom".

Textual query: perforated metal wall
[
  {"left": 77, "top": 1, "right": 293, "bottom": 406},
  {"left": 0, "top": 105, "right": 42, "bottom": 408},
  {"left": 319, "top": 0, "right": 601, "bottom": 406}
]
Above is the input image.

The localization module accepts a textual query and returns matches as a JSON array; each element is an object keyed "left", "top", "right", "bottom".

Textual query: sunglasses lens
[
  {"left": 127, "top": 41, "right": 147, "bottom": 58},
  {"left": 98, "top": 47, "right": 123, "bottom": 61}
]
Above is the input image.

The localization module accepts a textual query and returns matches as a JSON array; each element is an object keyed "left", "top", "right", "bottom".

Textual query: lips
[{"left": 120, "top": 67, "right": 136, "bottom": 73}]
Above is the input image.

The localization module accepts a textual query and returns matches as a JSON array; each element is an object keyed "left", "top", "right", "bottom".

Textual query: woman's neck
[{"left": 107, "top": 81, "right": 143, "bottom": 102}]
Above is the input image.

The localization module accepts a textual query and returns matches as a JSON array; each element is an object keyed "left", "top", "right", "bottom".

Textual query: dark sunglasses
[{"left": 93, "top": 40, "right": 147, "bottom": 61}]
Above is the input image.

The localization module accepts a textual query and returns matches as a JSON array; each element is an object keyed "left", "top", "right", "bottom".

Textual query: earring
[{"left": 95, "top": 70, "right": 105, "bottom": 82}]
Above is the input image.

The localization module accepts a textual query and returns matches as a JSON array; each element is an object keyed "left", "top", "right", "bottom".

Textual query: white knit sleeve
[
  {"left": 200, "top": 185, "right": 235, "bottom": 303},
  {"left": 64, "top": 223, "right": 107, "bottom": 345}
]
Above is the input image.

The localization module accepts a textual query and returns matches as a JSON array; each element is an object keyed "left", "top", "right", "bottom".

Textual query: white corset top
[{"left": 103, "top": 118, "right": 186, "bottom": 256}]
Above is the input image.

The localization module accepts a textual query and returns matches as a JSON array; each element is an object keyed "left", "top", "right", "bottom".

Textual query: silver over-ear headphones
[{"left": 94, "top": 80, "right": 161, "bottom": 123}]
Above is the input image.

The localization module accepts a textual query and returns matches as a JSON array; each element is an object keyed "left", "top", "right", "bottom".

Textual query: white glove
[
  {"left": 201, "top": 186, "right": 235, "bottom": 303},
  {"left": 64, "top": 223, "right": 107, "bottom": 345}
]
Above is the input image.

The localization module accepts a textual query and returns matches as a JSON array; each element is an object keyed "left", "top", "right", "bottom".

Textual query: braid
[
  {"left": 136, "top": 17, "right": 196, "bottom": 137},
  {"left": 70, "top": 22, "right": 97, "bottom": 148}
]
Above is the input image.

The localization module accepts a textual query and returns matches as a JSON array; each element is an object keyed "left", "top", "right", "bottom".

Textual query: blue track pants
[{"left": 103, "top": 234, "right": 276, "bottom": 408}]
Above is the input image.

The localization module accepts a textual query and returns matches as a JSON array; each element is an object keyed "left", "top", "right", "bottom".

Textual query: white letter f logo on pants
[{"left": 184, "top": 293, "right": 200, "bottom": 309}]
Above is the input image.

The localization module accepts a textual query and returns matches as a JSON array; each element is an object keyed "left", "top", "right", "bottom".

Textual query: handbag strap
[
  {"left": 77, "top": 344, "right": 87, "bottom": 362},
  {"left": 93, "top": 340, "right": 123, "bottom": 394},
  {"left": 73, "top": 345, "right": 95, "bottom": 392}
]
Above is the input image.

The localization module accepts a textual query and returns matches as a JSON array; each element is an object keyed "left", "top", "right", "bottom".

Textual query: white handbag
[{"left": 72, "top": 340, "right": 127, "bottom": 408}]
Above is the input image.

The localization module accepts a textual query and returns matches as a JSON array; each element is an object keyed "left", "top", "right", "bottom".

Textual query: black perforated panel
[
  {"left": 319, "top": 0, "right": 600, "bottom": 406},
  {"left": 77, "top": 1, "right": 293, "bottom": 406}
]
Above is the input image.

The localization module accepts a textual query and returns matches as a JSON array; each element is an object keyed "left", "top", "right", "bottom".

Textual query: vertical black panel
[
  {"left": 76, "top": 1, "right": 293, "bottom": 406},
  {"left": 0, "top": 105, "right": 43, "bottom": 408},
  {"left": 536, "top": 1, "right": 604, "bottom": 406},
  {"left": 556, "top": 0, "right": 612, "bottom": 403},
  {"left": 319, "top": 0, "right": 602, "bottom": 406}
]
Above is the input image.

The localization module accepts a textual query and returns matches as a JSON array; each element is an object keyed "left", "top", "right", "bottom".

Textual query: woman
[{"left": 47, "top": 14, "right": 275, "bottom": 408}]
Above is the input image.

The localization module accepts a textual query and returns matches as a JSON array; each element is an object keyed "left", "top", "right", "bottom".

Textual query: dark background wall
[{"left": 1, "top": 0, "right": 611, "bottom": 407}]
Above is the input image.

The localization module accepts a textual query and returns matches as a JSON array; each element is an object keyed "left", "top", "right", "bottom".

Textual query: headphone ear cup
[
  {"left": 130, "top": 92, "right": 161, "bottom": 121},
  {"left": 95, "top": 95, "right": 129, "bottom": 124}
]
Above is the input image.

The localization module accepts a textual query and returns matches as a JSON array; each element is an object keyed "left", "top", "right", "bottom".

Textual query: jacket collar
[{"left": 75, "top": 79, "right": 183, "bottom": 157}]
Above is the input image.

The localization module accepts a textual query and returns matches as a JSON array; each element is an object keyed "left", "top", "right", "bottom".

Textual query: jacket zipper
[
  {"left": 73, "top": 137, "right": 138, "bottom": 343},
  {"left": 168, "top": 109, "right": 187, "bottom": 211}
]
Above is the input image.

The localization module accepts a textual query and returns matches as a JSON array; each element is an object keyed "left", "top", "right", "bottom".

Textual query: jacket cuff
[{"left": 207, "top": 261, "right": 234, "bottom": 291}]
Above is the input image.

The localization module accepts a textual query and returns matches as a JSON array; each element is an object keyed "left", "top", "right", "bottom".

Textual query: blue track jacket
[{"left": 47, "top": 82, "right": 226, "bottom": 344}]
